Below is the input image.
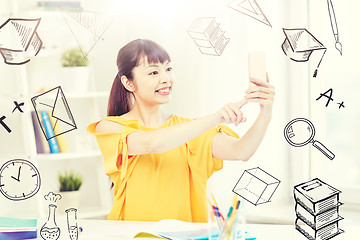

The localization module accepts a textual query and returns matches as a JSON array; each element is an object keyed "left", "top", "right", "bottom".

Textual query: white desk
[{"left": 35, "top": 219, "right": 359, "bottom": 240}]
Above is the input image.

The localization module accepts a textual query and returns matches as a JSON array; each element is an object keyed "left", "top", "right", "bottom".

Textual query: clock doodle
[{"left": 0, "top": 159, "right": 41, "bottom": 201}]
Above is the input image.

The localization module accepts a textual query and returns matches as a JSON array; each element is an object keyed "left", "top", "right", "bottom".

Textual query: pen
[
  {"left": 212, "top": 206, "right": 224, "bottom": 230},
  {"left": 211, "top": 194, "right": 225, "bottom": 221}
]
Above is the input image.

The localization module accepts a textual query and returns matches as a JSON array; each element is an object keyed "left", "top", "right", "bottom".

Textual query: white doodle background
[{"left": 0, "top": 0, "right": 359, "bottom": 230}]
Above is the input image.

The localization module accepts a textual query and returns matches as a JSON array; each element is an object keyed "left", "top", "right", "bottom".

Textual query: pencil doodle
[
  {"left": 41, "top": 192, "right": 62, "bottom": 240},
  {"left": 12, "top": 101, "right": 24, "bottom": 113},
  {"left": 0, "top": 18, "right": 42, "bottom": 65},
  {"left": 0, "top": 115, "right": 11, "bottom": 133},
  {"left": 61, "top": 9, "right": 116, "bottom": 59},
  {"left": 0, "top": 159, "right": 41, "bottom": 201},
  {"left": 232, "top": 167, "right": 280, "bottom": 206},
  {"left": 294, "top": 178, "right": 344, "bottom": 240},
  {"left": 66, "top": 208, "right": 79, "bottom": 240},
  {"left": 228, "top": 0, "right": 271, "bottom": 27},
  {"left": 284, "top": 118, "right": 335, "bottom": 160},
  {"left": 281, "top": 28, "right": 327, "bottom": 78},
  {"left": 327, "top": 0, "right": 342, "bottom": 55},
  {"left": 187, "top": 17, "right": 229, "bottom": 56},
  {"left": 31, "top": 86, "right": 77, "bottom": 141}
]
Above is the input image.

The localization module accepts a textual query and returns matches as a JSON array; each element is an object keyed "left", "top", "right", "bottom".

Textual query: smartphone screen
[{"left": 248, "top": 52, "right": 266, "bottom": 86}]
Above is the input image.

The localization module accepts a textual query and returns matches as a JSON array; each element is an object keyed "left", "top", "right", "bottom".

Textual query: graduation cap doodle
[
  {"left": 281, "top": 28, "right": 327, "bottom": 77},
  {"left": 0, "top": 18, "right": 42, "bottom": 65}
]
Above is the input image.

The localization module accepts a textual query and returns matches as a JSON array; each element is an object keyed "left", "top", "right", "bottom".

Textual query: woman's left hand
[{"left": 244, "top": 73, "right": 275, "bottom": 116}]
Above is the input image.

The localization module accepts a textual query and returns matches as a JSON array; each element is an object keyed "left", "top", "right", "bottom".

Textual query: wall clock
[{"left": 0, "top": 159, "right": 41, "bottom": 201}]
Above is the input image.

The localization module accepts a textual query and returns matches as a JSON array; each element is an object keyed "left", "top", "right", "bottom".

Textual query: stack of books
[
  {"left": 0, "top": 217, "right": 37, "bottom": 240},
  {"left": 187, "top": 17, "right": 230, "bottom": 56},
  {"left": 294, "top": 178, "right": 344, "bottom": 240}
]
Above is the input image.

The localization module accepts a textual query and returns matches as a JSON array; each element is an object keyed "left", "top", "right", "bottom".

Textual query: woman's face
[{"left": 131, "top": 56, "right": 175, "bottom": 106}]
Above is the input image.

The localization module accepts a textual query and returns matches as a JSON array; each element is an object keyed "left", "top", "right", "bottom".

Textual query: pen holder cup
[
  {"left": 208, "top": 206, "right": 243, "bottom": 240},
  {"left": 208, "top": 204, "right": 220, "bottom": 240}
]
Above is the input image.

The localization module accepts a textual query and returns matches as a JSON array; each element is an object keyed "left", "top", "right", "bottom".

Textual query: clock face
[{"left": 0, "top": 159, "right": 41, "bottom": 201}]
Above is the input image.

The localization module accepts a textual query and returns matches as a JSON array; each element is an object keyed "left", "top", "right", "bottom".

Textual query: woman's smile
[{"left": 155, "top": 86, "right": 172, "bottom": 95}]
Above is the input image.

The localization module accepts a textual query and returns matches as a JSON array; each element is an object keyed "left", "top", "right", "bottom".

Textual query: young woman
[{"left": 87, "top": 39, "right": 275, "bottom": 222}]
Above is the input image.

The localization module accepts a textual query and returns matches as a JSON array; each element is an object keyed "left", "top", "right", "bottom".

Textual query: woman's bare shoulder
[{"left": 95, "top": 119, "right": 124, "bottom": 133}]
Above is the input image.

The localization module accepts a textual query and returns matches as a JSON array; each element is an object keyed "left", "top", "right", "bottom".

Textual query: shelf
[
  {"left": 78, "top": 207, "right": 110, "bottom": 219},
  {"left": 56, "top": 207, "right": 109, "bottom": 219},
  {"left": 36, "top": 150, "right": 102, "bottom": 161},
  {"left": 65, "top": 91, "right": 109, "bottom": 99},
  {"left": 31, "top": 90, "right": 109, "bottom": 99}
]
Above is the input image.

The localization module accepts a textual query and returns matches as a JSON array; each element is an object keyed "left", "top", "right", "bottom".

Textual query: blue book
[
  {"left": 0, "top": 217, "right": 37, "bottom": 240},
  {"left": 0, "top": 231, "right": 37, "bottom": 240},
  {"left": 40, "top": 111, "right": 60, "bottom": 153}
]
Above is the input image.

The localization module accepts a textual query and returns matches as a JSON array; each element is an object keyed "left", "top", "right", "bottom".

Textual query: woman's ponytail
[{"left": 107, "top": 74, "right": 131, "bottom": 116}]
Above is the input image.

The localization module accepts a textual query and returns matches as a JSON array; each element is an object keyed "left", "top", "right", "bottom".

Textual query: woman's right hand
[{"left": 216, "top": 99, "right": 248, "bottom": 126}]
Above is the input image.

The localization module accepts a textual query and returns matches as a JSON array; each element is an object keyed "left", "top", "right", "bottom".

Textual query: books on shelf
[
  {"left": 0, "top": 217, "right": 37, "bottom": 240},
  {"left": 31, "top": 110, "right": 69, "bottom": 154},
  {"left": 31, "top": 111, "right": 50, "bottom": 154},
  {"left": 48, "top": 110, "right": 69, "bottom": 153},
  {"left": 40, "top": 111, "right": 60, "bottom": 153},
  {"left": 294, "top": 178, "right": 344, "bottom": 240}
]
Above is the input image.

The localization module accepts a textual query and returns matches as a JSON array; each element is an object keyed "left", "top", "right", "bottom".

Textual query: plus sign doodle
[
  {"left": 316, "top": 88, "right": 345, "bottom": 109},
  {"left": 12, "top": 101, "right": 25, "bottom": 113}
]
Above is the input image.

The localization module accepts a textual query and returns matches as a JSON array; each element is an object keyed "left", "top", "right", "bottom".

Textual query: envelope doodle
[
  {"left": 31, "top": 86, "right": 77, "bottom": 141},
  {"left": 0, "top": 18, "right": 43, "bottom": 65}
]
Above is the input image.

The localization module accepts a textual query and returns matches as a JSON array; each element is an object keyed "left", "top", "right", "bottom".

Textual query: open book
[{"left": 133, "top": 219, "right": 256, "bottom": 240}]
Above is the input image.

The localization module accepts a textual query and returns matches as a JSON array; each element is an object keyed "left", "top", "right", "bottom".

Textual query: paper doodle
[
  {"left": 31, "top": 86, "right": 77, "bottom": 141},
  {"left": 187, "top": 17, "right": 230, "bottom": 56},
  {"left": 294, "top": 178, "right": 344, "bottom": 240},
  {"left": 281, "top": 28, "right": 327, "bottom": 78},
  {"left": 0, "top": 18, "right": 42, "bottom": 65},
  {"left": 232, "top": 167, "right": 280, "bottom": 206},
  {"left": 228, "top": 0, "right": 271, "bottom": 27},
  {"left": 284, "top": 118, "right": 335, "bottom": 160},
  {"left": 61, "top": 9, "right": 115, "bottom": 59},
  {"left": 0, "top": 159, "right": 41, "bottom": 201}
]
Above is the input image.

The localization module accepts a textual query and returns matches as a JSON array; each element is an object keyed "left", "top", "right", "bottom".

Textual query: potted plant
[
  {"left": 61, "top": 47, "right": 89, "bottom": 93},
  {"left": 57, "top": 170, "right": 83, "bottom": 214}
]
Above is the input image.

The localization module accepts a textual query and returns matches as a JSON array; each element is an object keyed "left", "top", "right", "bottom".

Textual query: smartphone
[{"left": 248, "top": 51, "right": 266, "bottom": 87}]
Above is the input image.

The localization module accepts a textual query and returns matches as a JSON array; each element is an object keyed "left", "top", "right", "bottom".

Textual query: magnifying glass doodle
[{"left": 284, "top": 118, "right": 335, "bottom": 160}]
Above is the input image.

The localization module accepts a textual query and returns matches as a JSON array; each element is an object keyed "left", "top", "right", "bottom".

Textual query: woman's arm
[
  {"left": 212, "top": 76, "right": 275, "bottom": 161},
  {"left": 95, "top": 100, "right": 248, "bottom": 155}
]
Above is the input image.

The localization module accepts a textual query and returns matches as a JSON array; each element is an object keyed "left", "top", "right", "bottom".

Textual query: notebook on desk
[{"left": 133, "top": 219, "right": 256, "bottom": 240}]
